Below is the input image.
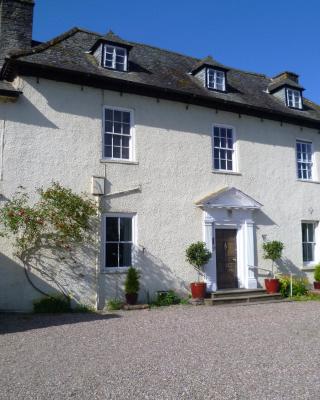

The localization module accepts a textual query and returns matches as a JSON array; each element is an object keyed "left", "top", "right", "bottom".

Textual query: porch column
[
  {"left": 245, "top": 220, "right": 257, "bottom": 289},
  {"left": 203, "top": 212, "right": 216, "bottom": 292}
]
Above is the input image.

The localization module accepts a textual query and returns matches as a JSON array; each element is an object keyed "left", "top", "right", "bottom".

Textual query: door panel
[{"left": 216, "top": 229, "right": 238, "bottom": 289}]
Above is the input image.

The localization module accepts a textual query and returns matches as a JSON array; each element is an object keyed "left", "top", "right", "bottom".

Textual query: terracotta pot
[
  {"left": 314, "top": 282, "right": 320, "bottom": 290},
  {"left": 264, "top": 278, "right": 280, "bottom": 294},
  {"left": 190, "top": 282, "right": 207, "bottom": 299},
  {"left": 125, "top": 293, "right": 138, "bottom": 305}
]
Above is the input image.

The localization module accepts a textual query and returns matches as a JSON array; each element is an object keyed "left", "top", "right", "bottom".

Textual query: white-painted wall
[{"left": 0, "top": 76, "right": 319, "bottom": 310}]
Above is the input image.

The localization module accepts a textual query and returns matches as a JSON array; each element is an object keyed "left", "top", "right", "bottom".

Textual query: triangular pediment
[{"left": 195, "top": 187, "right": 262, "bottom": 210}]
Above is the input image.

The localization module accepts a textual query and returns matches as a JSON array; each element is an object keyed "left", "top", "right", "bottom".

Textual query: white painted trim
[
  {"left": 102, "top": 106, "right": 135, "bottom": 162},
  {"left": 101, "top": 212, "right": 137, "bottom": 273},
  {"left": 103, "top": 44, "right": 128, "bottom": 71},
  {"left": 212, "top": 123, "right": 238, "bottom": 173},
  {"left": 295, "top": 138, "right": 316, "bottom": 181},
  {"left": 203, "top": 208, "right": 257, "bottom": 291},
  {"left": 286, "top": 88, "right": 302, "bottom": 109}
]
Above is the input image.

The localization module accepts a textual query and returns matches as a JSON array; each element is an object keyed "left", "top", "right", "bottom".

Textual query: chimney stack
[
  {"left": 272, "top": 71, "right": 299, "bottom": 84},
  {"left": 0, "top": 0, "right": 34, "bottom": 64}
]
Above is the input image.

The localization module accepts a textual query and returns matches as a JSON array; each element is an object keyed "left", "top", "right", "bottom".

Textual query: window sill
[
  {"left": 296, "top": 179, "right": 320, "bottom": 184},
  {"left": 101, "top": 267, "right": 130, "bottom": 274},
  {"left": 100, "top": 159, "right": 139, "bottom": 165},
  {"left": 212, "top": 170, "right": 242, "bottom": 176}
]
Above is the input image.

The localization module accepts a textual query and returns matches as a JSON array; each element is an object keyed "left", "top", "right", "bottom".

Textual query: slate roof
[
  {"left": 2, "top": 27, "right": 320, "bottom": 127},
  {"left": 268, "top": 77, "right": 304, "bottom": 93}
]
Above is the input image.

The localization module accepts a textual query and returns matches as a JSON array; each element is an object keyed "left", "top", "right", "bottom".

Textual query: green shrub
[
  {"left": 279, "top": 275, "right": 308, "bottom": 298},
  {"left": 107, "top": 298, "right": 123, "bottom": 311},
  {"left": 262, "top": 240, "right": 284, "bottom": 277},
  {"left": 186, "top": 242, "right": 211, "bottom": 280},
  {"left": 33, "top": 295, "right": 71, "bottom": 313},
  {"left": 73, "top": 304, "right": 95, "bottom": 313},
  {"left": 314, "top": 264, "right": 320, "bottom": 282},
  {"left": 152, "top": 290, "right": 190, "bottom": 307},
  {"left": 124, "top": 267, "right": 140, "bottom": 294}
]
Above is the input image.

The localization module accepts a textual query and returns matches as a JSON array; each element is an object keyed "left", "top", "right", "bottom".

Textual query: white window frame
[
  {"left": 103, "top": 45, "right": 128, "bottom": 71},
  {"left": 101, "top": 213, "right": 137, "bottom": 273},
  {"left": 102, "top": 106, "right": 135, "bottom": 162},
  {"left": 286, "top": 88, "right": 302, "bottom": 109},
  {"left": 207, "top": 68, "right": 226, "bottom": 91},
  {"left": 301, "top": 221, "right": 318, "bottom": 266},
  {"left": 296, "top": 139, "right": 315, "bottom": 181},
  {"left": 212, "top": 124, "right": 237, "bottom": 172}
]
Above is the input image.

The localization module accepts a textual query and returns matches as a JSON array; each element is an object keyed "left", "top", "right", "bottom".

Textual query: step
[
  {"left": 204, "top": 293, "right": 282, "bottom": 306},
  {"left": 211, "top": 288, "right": 267, "bottom": 299}
]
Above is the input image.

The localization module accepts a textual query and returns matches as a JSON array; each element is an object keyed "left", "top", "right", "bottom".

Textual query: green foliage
[
  {"left": 73, "top": 304, "right": 96, "bottom": 313},
  {"left": 107, "top": 298, "right": 123, "bottom": 311},
  {"left": 291, "top": 293, "right": 320, "bottom": 301},
  {"left": 33, "top": 295, "right": 71, "bottom": 313},
  {"left": 278, "top": 275, "right": 309, "bottom": 298},
  {"left": 151, "top": 290, "right": 189, "bottom": 307},
  {"left": 0, "top": 182, "right": 97, "bottom": 262},
  {"left": 124, "top": 267, "right": 140, "bottom": 294},
  {"left": 314, "top": 264, "right": 320, "bottom": 282},
  {"left": 186, "top": 242, "right": 211, "bottom": 279},
  {"left": 263, "top": 241, "right": 284, "bottom": 262},
  {"left": 262, "top": 240, "right": 284, "bottom": 277}
]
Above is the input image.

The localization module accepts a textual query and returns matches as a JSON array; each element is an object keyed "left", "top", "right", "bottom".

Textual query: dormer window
[
  {"left": 104, "top": 45, "right": 127, "bottom": 71},
  {"left": 286, "top": 88, "right": 302, "bottom": 109},
  {"left": 207, "top": 68, "right": 226, "bottom": 91}
]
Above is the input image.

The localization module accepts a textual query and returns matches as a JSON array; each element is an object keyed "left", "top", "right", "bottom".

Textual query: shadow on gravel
[{"left": 0, "top": 313, "right": 121, "bottom": 335}]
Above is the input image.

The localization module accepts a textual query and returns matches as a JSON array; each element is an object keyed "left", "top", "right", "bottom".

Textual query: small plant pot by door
[
  {"left": 190, "top": 282, "right": 206, "bottom": 299},
  {"left": 314, "top": 282, "right": 320, "bottom": 290},
  {"left": 264, "top": 278, "right": 280, "bottom": 294},
  {"left": 125, "top": 293, "right": 138, "bottom": 305}
]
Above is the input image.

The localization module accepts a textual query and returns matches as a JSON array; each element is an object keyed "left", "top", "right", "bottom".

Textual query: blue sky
[{"left": 33, "top": 0, "right": 320, "bottom": 103}]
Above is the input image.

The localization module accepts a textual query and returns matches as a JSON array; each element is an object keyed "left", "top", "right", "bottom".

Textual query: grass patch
[
  {"left": 291, "top": 293, "right": 320, "bottom": 302},
  {"left": 73, "top": 304, "right": 96, "bottom": 313}
]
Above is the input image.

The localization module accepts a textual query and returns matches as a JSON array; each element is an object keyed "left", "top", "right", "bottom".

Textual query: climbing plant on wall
[{"left": 0, "top": 182, "right": 98, "bottom": 298}]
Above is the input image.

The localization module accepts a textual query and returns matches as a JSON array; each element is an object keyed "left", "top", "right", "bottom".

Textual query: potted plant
[
  {"left": 313, "top": 264, "right": 320, "bottom": 290},
  {"left": 186, "top": 241, "right": 212, "bottom": 299},
  {"left": 262, "top": 240, "right": 284, "bottom": 294},
  {"left": 124, "top": 267, "right": 140, "bottom": 305}
]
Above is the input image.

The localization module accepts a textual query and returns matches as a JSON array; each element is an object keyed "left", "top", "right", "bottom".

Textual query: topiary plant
[
  {"left": 314, "top": 264, "right": 320, "bottom": 282},
  {"left": 262, "top": 240, "right": 284, "bottom": 278},
  {"left": 186, "top": 241, "right": 212, "bottom": 281},
  {"left": 124, "top": 267, "right": 140, "bottom": 294}
]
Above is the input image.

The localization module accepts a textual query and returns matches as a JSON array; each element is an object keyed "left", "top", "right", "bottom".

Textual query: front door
[{"left": 216, "top": 229, "right": 238, "bottom": 289}]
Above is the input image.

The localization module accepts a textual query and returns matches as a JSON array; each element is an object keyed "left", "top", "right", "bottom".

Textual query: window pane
[
  {"left": 308, "top": 224, "right": 314, "bottom": 242},
  {"left": 113, "top": 146, "right": 121, "bottom": 158},
  {"left": 120, "top": 218, "right": 132, "bottom": 241},
  {"left": 105, "top": 134, "right": 112, "bottom": 146},
  {"left": 114, "top": 122, "right": 122, "bottom": 133},
  {"left": 302, "top": 243, "right": 308, "bottom": 262},
  {"left": 302, "top": 223, "right": 307, "bottom": 242},
  {"left": 122, "top": 123, "right": 130, "bottom": 135},
  {"left": 106, "top": 217, "right": 118, "bottom": 241},
  {"left": 105, "top": 109, "right": 113, "bottom": 121},
  {"left": 114, "top": 111, "right": 122, "bottom": 122},
  {"left": 122, "top": 136, "right": 130, "bottom": 148},
  {"left": 220, "top": 160, "right": 226, "bottom": 170},
  {"left": 119, "top": 243, "right": 132, "bottom": 267},
  {"left": 214, "top": 158, "right": 220, "bottom": 169},
  {"left": 105, "top": 121, "right": 113, "bottom": 133},
  {"left": 123, "top": 112, "right": 130, "bottom": 124},
  {"left": 113, "top": 135, "right": 121, "bottom": 147},
  {"left": 122, "top": 147, "right": 129, "bottom": 159},
  {"left": 106, "top": 243, "right": 118, "bottom": 268},
  {"left": 104, "top": 145, "right": 112, "bottom": 158}
]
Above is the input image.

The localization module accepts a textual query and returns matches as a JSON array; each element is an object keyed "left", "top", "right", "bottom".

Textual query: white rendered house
[{"left": 0, "top": 0, "right": 320, "bottom": 310}]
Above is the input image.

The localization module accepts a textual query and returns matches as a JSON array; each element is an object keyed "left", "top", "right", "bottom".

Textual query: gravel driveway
[{"left": 1, "top": 301, "right": 320, "bottom": 400}]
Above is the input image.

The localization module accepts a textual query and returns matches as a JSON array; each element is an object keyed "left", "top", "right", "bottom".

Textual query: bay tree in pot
[
  {"left": 186, "top": 241, "right": 212, "bottom": 299},
  {"left": 124, "top": 267, "right": 140, "bottom": 305},
  {"left": 262, "top": 240, "right": 284, "bottom": 294},
  {"left": 313, "top": 264, "right": 320, "bottom": 290}
]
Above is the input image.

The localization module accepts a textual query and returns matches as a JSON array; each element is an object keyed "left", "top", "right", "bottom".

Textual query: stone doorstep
[{"left": 204, "top": 293, "right": 282, "bottom": 306}]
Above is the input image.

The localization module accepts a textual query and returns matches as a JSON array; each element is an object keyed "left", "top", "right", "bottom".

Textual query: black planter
[{"left": 125, "top": 293, "right": 138, "bottom": 305}]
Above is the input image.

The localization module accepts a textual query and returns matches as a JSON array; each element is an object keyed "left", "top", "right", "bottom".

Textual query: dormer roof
[
  {"left": 191, "top": 55, "right": 229, "bottom": 75},
  {"left": 90, "top": 30, "right": 133, "bottom": 53},
  {"left": 268, "top": 71, "right": 304, "bottom": 93}
]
